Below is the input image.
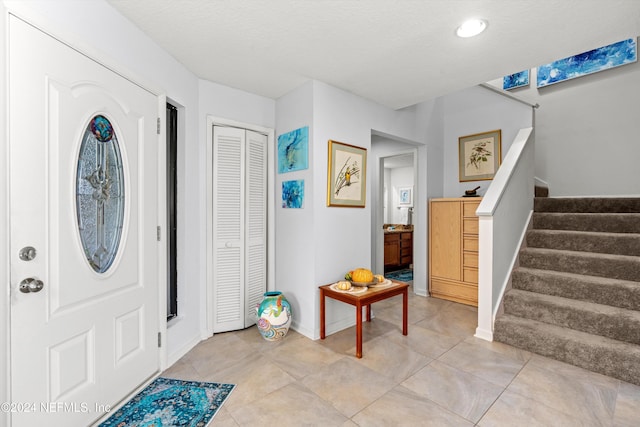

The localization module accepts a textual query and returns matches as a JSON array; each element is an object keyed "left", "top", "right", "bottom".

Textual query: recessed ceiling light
[{"left": 456, "top": 19, "right": 487, "bottom": 38}]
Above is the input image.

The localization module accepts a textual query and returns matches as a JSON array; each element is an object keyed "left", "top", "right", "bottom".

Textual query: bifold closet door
[{"left": 212, "top": 126, "right": 267, "bottom": 332}]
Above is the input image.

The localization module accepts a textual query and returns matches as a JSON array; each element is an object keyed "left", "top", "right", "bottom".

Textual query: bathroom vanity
[{"left": 383, "top": 225, "right": 413, "bottom": 270}]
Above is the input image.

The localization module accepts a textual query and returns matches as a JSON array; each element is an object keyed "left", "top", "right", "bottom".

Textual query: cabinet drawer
[
  {"left": 463, "top": 219, "right": 478, "bottom": 235},
  {"left": 430, "top": 279, "right": 478, "bottom": 304},
  {"left": 463, "top": 251, "right": 478, "bottom": 268},
  {"left": 463, "top": 237, "right": 478, "bottom": 252},
  {"left": 463, "top": 202, "right": 480, "bottom": 217},
  {"left": 400, "top": 239, "right": 412, "bottom": 248},
  {"left": 385, "top": 233, "right": 400, "bottom": 242},
  {"left": 463, "top": 267, "right": 478, "bottom": 284}
]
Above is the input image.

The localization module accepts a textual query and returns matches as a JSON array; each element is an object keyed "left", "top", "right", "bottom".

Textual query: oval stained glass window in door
[{"left": 76, "top": 115, "right": 125, "bottom": 273}]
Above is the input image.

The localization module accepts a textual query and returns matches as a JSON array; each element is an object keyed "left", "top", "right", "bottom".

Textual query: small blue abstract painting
[
  {"left": 537, "top": 38, "right": 637, "bottom": 88},
  {"left": 503, "top": 70, "right": 529, "bottom": 90},
  {"left": 278, "top": 126, "right": 309, "bottom": 173},
  {"left": 282, "top": 180, "right": 304, "bottom": 209}
]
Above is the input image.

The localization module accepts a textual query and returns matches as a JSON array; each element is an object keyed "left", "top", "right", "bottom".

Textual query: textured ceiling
[{"left": 107, "top": 0, "right": 640, "bottom": 109}]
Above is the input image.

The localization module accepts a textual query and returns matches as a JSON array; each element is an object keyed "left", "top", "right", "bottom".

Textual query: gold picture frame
[
  {"left": 327, "top": 140, "right": 367, "bottom": 207},
  {"left": 458, "top": 129, "right": 502, "bottom": 182}
]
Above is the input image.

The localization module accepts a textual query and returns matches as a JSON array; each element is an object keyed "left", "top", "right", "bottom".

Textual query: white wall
[
  {"left": 443, "top": 86, "right": 534, "bottom": 198},
  {"left": 274, "top": 81, "right": 315, "bottom": 337},
  {"left": 388, "top": 167, "right": 414, "bottom": 224},
  {"left": 384, "top": 169, "right": 392, "bottom": 222},
  {"left": 1, "top": 2, "right": 9, "bottom": 423},
  {"left": 487, "top": 58, "right": 640, "bottom": 196},
  {"left": 275, "top": 81, "right": 425, "bottom": 338}
]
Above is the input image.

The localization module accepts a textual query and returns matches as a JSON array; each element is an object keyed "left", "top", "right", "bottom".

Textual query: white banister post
[{"left": 475, "top": 215, "right": 494, "bottom": 341}]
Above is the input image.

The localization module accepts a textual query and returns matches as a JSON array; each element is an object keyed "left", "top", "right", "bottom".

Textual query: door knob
[{"left": 19, "top": 278, "right": 44, "bottom": 293}]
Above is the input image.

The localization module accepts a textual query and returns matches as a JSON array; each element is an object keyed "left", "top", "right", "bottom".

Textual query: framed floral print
[{"left": 458, "top": 129, "right": 501, "bottom": 182}]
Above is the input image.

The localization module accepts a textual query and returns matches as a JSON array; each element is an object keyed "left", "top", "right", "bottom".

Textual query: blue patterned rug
[
  {"left": 99, "top": 377, "right": 235, "bottom": 427},
  {"left": 386, "top": 268, "right": 413, "bottom": 283}
]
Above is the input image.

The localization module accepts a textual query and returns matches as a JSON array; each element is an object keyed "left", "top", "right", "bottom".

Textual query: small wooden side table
[{"left": 319, "top": 281, "right": 409, "bottom": 358}]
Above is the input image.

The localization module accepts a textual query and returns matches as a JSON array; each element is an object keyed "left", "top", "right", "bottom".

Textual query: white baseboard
[
  {"left": 289, "top": 321, "right": 315, "bottom": 340},
  {"left": 474, "top": 327, "right": 493, "bottom": 342},
  {"left": 166, "top": 334, "right": 201, "bottom": 367},
  {"left": 413, "top": 288, "right": 428, "bottom": 297}
]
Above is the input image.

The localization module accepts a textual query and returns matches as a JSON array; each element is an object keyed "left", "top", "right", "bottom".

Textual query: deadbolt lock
[{"left": 19, "top": 246, "right": 37, "bottom": 261}]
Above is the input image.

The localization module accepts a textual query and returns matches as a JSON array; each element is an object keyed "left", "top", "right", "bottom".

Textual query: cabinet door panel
[
  {"left": 384, "top": 234, "right": 400, "bottom": 266},
  {"left": 430, "top": 201, "right": 461, "bottom": 280}
]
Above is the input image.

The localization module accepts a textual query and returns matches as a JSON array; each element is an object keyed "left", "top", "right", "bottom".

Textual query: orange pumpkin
[{"left": 351, "top": 268, "right": 374, "bottom": 283}]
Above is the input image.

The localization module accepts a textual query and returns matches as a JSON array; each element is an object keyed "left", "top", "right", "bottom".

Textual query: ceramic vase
[{"left": 256, "top": 291, "right": 292, "bottom": 341}]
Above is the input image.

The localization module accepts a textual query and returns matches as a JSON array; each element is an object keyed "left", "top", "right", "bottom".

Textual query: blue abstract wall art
[
  {"left": 537, "top": 38, "right": 637, "bottom": 88},
  {"left": 503, "top": 70, "right": 529, "bottom": 90},
  {"left": 282, "top": 180, "right": 304, "bottom": 209},
  {"left": 278, "top": 126, "right": 309, "bottom": 173}
]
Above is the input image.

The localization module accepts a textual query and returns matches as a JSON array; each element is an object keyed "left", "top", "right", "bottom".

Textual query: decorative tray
[
  {"left": 330, "top": 283, "right": 368, "bottom": 294},
  {"left": 368, "top": 279, "right": 393, "bottom": 287},
  {"left": 350, "top": 280, "right": 377, "bottom": 287}
]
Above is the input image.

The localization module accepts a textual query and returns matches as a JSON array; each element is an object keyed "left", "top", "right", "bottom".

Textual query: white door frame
[
  {"left": 2, "top": 13, "right": 168, "bottom": 421},
  {"left": 205, "top": 116, "right": 275, "bottom": 336}
]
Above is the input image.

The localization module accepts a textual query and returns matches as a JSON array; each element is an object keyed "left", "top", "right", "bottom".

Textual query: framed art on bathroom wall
[{"left": 398, "top": 187, "right": 412, "bottom": 206}]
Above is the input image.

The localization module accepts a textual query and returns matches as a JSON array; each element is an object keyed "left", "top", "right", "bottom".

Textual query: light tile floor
[{"left": 162, "top": 288, "right": 640, "bottom": 426}]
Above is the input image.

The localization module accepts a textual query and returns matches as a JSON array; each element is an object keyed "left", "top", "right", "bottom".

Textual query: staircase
[{"left": 494, "top": 197, "right": 640, "bottom": 385}]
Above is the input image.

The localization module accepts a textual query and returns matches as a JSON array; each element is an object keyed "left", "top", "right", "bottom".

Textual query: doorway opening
[{"left": 382, "top": 153, "right": 415, "bottom": 279}]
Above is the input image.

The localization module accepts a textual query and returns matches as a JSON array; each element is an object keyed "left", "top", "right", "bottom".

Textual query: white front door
[{"left": 9, "top": 16, "right": 160, "bottom": 426}]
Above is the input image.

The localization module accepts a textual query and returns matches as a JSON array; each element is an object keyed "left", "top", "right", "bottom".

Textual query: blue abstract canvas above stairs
[{"left": 386, "top": 268, "right": 413, "bottom": 283}]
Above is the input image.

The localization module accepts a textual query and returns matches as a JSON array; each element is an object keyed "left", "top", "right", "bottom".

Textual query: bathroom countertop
[{"left": 383, "top": 226, "right": 413, "bottom": 234}]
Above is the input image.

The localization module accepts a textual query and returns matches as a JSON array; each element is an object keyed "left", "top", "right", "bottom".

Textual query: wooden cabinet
[
  {"left": 428, "top": 198, "right": 481, "bottom": 306},
  {"left": 384, "top": 231, "right": 413, "bottom": 268},
  {"left": 384, "top": 233, "right": 400, "bottom": 266}
]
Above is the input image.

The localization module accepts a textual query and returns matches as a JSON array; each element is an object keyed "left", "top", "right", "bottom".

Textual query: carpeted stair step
[
  {"left": 493, "top": 314, "right": 640, "bottom": 386},
  {"left": 534, "top": 197, "right": 640, "bottom": 213},
  {"left": 503, "top": 289, "right": 640, "bottom": 345},
  {"left": 532, "top": 212, "right": 640, "bottom": 233},
  {"left": 526, "top": 229, "right": 640, "bottom": 256},
  {"left": 534, "top": 186, "right": 549, "bottom": 198},
  {"left": 512, "top": 267, "right": 640, "bottom": 311},
  {"left": 519, "top": 247, "right": 640, "bottom": 282}
]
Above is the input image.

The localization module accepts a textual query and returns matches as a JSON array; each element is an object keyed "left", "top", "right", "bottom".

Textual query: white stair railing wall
[{"left": 475, "top": 127, "right": 535, "bottom": 341}]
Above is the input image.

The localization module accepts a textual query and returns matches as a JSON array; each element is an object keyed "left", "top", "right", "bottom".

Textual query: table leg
[
  {"left": 320, "top": 288, "right": 326, "bottom": 340},
  {"left": 366, "top": 304, "right": 371, "bottom": 322},
  {"left": 402, "top": 288, "right": 408, "bottom": 336},
  {"left": 356, "top": 301, "right": 363, "bottom": 358}
]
